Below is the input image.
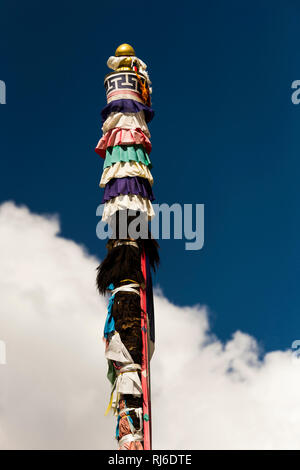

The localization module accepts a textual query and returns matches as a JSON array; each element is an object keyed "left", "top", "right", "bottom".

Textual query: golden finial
[
  {"left": 114, "top": 44, "right": 136, "bottom": 71},
  {"left": 115, "top": 43, "right": 136, "bottom": 57}
]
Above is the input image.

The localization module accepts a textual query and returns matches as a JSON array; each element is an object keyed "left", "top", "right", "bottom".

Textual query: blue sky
[{"left": 0, "top": 0, "right": 299, "bottom": 353}]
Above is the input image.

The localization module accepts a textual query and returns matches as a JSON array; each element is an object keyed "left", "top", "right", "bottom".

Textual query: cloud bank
[{"left": 0, "top": 202, "right": 298, "bottom": 449}]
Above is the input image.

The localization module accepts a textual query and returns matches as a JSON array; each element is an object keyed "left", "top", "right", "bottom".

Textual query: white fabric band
[
  {"left": 102, "top": 195, "right": 155, "bottom": 223},
  {"left": 100, "top": 162, "right": 153, "bottom": 187},
  {"left": 113, "top": 240, "right": 139, "bottom": 249},
  {"left": 106, "top": 91, "right": 144, "bottom": 105},
  {"left": 105, "top": 332, "right": 142, "bottom": 415},
  {"left": 118, "top": 431, "right": 144, "bottom": 447},
  {"left": 102, "top": 112, "right": 150, "bottom": 137},
  {"left": 111, "top": 283, "right": 140, "bottom": 296}
]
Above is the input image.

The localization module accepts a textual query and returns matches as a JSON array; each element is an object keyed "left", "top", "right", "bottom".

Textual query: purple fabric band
[
  {"left": 101, "top": 99, "right": 155, "bottom": 124},
  {"left": 102, "top": 176, "right": 155, "bottom": 203}
]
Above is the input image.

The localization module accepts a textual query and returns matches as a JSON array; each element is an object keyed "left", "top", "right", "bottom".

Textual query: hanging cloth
[
  {"left": 95, "top": 128, "right": 152, "bottom": 158},
  {"left": 103, "top": 145, "right": 152, "bottom": 169},
  {"left": 102, "top": 112, "right": 150, "bottom": 137},
  {"left": 101, "top": 176, "right": 155, "bottom": 203},
  {"left": 100, "top": 161, "right": 153, "bottom": 188},
  {"left": 101, "top": 99, "right": 154, "bottom": 124},
  {"left": 105, "top": 333, "right": 143, "bottom": 416},
  {"left": 101, "top": 194, "right": 155, "bottom": 223}
]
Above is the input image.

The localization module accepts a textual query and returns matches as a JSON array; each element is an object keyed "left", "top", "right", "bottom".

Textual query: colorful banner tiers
[
  {"left": 103, "top": 145, "right": 152, "bottom": 170},
  {"left": 101, "top": 99, "right": 154, "bottom": 124},
  {"left": 100, "top": 162, "right": 153, "bottom": 188},
  {"left": 101, "top": 176, "right": 155, "bottom": 203},
  {"left": 101, "top": 194, "right": 155, "bottom": 223},
  {"left": 96, "top": 128, "right": 152, "bottom": 158}
]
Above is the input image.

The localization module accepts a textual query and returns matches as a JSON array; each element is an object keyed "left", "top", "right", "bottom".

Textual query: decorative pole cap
[{"left": 115, "top": 43, "right": 136, "bottom": 57}]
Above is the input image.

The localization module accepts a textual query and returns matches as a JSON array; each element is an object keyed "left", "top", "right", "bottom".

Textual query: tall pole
[{"left": 95, "top": 44, "right": 159, "bottom": 450}]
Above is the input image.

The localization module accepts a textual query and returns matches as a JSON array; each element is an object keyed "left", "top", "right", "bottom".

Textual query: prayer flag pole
[{"left": 95, "top": 44, "right": 158, "bottom": 450}]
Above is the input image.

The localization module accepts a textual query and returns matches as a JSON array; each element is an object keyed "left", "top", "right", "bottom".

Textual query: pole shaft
[{"left": 140, "top": 250, "right": 152, "bottom": 450}]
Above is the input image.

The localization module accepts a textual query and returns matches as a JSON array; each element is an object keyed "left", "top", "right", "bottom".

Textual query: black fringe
[
  {"left": 96, "top": 210, "right": 160, "bottom": 295},
  {"left": 96, "top": 244, "right": 144, "bottom": 295}
]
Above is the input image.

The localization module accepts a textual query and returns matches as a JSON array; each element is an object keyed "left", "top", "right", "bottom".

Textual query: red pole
[{"left": 140, "top": 249, "right": 152, "bottom": 450}]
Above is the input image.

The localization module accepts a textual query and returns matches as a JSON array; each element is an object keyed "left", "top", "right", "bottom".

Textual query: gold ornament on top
[
  {"left": 115, "top": 43, "right": 136, "bottom": 57},
  {"left": 115, "top": 43, "right": 136, "bottom": 72}
]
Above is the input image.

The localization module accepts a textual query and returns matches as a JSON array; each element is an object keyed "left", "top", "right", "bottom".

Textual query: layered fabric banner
[
  {"left": 102, "top": 176, "right": 155, "bottom": 203},
  {"left": 103, "top": 145, "right": 152, "bottom": 169},
  {"left": 101, "top": 99, "right": 154, "bottom": 124},
  {"left": 101, "top": 194, "right": 155, "bottom": 222},
  {"left": 100, "top": 162, "right": 153, "bottom": 187},
  {"left": 95, "top": 128, "right": 152, "bottom": 158},
  {"left": 102, "top": 112, "right": 150, "bottom": 137}
]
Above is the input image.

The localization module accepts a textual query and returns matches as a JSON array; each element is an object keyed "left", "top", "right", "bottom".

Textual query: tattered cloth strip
[
  {"left": 107, "top": 56, "right": 152, "bottom": 91},
  {"left": 100, "top": 162, "right": 153, "bottom": 187},
  {"left": 117, "top": 401, "right": 143, "bottom": 437},
  {"left": 102, "top": 282, "right": 145, "bottom": 448},
  {"left": 95, "top": 128, "right": 152, "bottom": 158},
  {"left": 103, "top": 283, "right": 142, "bottom": 415},
  {"left": 105, "top": 331, "right": 138, "bottom": 369},
  {"left": 117, "top": 403, "right": 144, "bottom": 450},
  {"left": 101, "top": 99, "right": 154, "bottom": 124},
  {"left": 118, "top": 432, "right": 144, "bottom": 450},
  {"left": 133, "top": 69, "right": 151, "bottom": 107},
  {"left": 102, "top": 112, "right": 150, "bottom": 137},
  {"left": 103, "top": 145, "right": 152, "bottom": 170},
  {"left": 117, "top": 406, "right": 143, "bottom": 439},
  {"left": 105, "top": 333, "right": 142, "bottom": 415},
  {"left": 102, "top": 195, "right": 155, "bottom": 223},
  {"left": 102, "top": 176, "right": 155, "bottom": 203}
]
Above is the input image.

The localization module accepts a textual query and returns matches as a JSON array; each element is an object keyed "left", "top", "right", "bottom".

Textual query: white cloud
[{"left": 0, "top": 201, "right": 298, "bottom": 450}]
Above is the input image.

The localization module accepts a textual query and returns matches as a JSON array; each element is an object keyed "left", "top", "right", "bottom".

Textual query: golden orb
[{"left": 115, "top": 43, "right": 136, "bottom": 57}]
